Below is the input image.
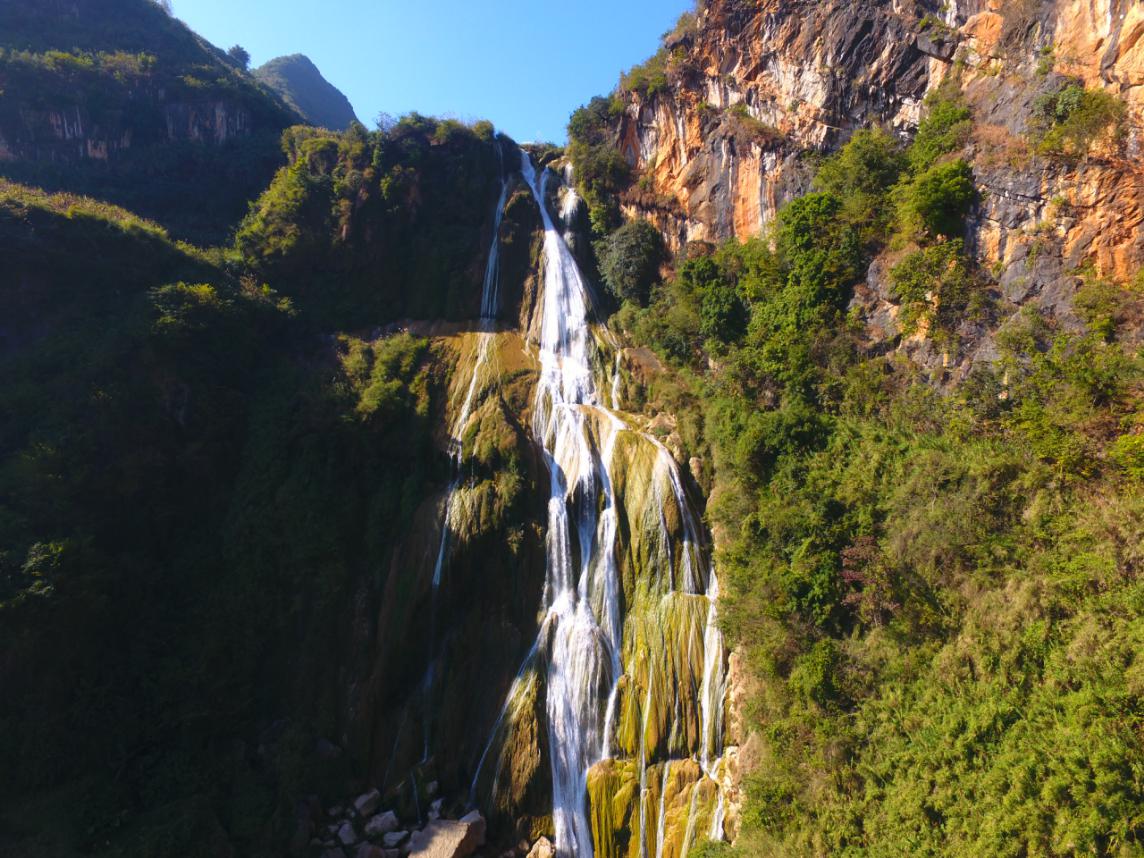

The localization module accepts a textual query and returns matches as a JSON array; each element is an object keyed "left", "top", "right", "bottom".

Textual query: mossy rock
[
  {"left": 613, "top": 594, "right": 710, "bottom": 761},
  {"left": 588, "top": 758, "right": 719, "bottom": 858},
  {"left": 472, "top": 652, "right": 549, "bottom": 820}
]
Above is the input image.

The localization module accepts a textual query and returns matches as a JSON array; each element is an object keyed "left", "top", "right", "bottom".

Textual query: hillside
[
  {"left": 0, "top": 118, "right": 529, "bottom": 857},
  {"left": 0, "top": 0, "right": 300, "bottom": 243},
  {"left": 255, "top": 54, "right": 359, "bottom": 131}
]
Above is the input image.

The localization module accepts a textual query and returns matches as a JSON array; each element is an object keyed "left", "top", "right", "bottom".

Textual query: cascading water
[{"left": 470, "top": 149, "right": 729, "bottom": 857}]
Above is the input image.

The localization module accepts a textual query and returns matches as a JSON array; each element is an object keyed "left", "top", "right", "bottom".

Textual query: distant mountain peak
[{"left": 255, "top": 53, "right": 359, "bottom": 131}]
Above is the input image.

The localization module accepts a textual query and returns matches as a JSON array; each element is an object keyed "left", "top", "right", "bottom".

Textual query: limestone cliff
[{"left": 607, "top": 0, "right": 1142, "bottom": 376}]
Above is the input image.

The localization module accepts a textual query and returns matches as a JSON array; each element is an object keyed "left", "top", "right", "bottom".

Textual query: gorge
[{"left": 1, "top": 0, "right": 1142, "bottom": 857}]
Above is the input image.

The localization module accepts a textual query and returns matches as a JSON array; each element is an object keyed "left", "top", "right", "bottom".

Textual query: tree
[
  {"left": 595, "top": 219, "right": 665, "bottom": 306},
  {"left": 227, "top": 45, "right": 251, "bottom": 70},
  {"left": 899, "top": 159, "right": 975, "bottom": 238}
]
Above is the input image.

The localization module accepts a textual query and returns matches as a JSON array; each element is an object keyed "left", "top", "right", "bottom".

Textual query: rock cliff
[{"left": 606, "top": 0, "right": 1142, "bottom": 376}]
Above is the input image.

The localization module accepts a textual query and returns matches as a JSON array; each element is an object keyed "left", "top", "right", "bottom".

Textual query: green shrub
[
  {"left": 814, "top": 127, "right": 907, "bottom": 243},
  {"left": 890, "top": 239, "right": 976, "bottom": 339},
  {"left": 788, "top": 639, "right": 843, "bottom": 709},
  {"left": 1108, "top": 433, "right": 1144, "bottom": 480},
  {"left": 620, "top": 48, "right": 670, "bottom": 96},
  {"left": 909, "top": 86, "right": 973, "bottom": 170},
  {"left": 898, "top": 158, "right": 975, "bottom": 237},
  {"left": 674, "top": 255, "right": 748, "bottom": 342},
  {"left": 594, "top": 218, "right": 665, "bottom": 306},
  {"left": 776, "top": 192, "right": 863, "bottom": 304},
  {"left": 568, "top": 96, "right": 632, "bottom": 234},
  {"left": 1032, "top": 83, "right": 1126, "bottom": 157}
]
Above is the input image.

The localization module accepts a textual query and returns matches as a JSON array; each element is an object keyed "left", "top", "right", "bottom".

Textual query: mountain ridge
[{"left": 255, "top": 53, "right": 360, "bottom": 131}]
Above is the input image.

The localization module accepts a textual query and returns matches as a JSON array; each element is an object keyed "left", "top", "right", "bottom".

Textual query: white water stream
[{"left": 471, "top": 149, "right": 727, "bottom": 858}]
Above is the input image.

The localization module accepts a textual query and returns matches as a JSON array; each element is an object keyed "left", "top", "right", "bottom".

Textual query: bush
[
  {"left": 788, "top": 639, "right": 843, "bottom": 709},
  {"left": 568, "top": 96, "right": 632, "bottom": 234},
  {"left": 909, "top": 86, "right": 973, "bottom": 170},
  {"left": 620, "top": 48, "right": 670, "bottom": 96},
  {"left": 889, "top": 239, "right": 976, "bottom": 339},
  {"left": 595, "top": 218, "right": 665, "bottom": 306},
  {"left": 898, "top": 159, "right": 975, "bottom": 238},
  {"left": 1032, "top": 83, "right": 1126, "bottom": 157},
  {"left": 814, "top": 127, "right": 907, "bottom": 243},
  {"left": 776, "top": 192, "right": 863, "bottom": 305}
]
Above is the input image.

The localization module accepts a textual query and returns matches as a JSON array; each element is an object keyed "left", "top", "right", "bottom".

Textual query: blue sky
[{"left": 173, "top": 0, "right": 695, "bottom": 142}]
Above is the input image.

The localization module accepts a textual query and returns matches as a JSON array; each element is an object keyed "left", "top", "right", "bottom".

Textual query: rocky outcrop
[
  {"left": 614, "top": 0, "right": 1141, "bottom": 254},
  {"left": 614, "top": 0, "right": 938, "bottom": 249},
  {"left": 0, "top": 0, "right": 299, "bottom": 240}
]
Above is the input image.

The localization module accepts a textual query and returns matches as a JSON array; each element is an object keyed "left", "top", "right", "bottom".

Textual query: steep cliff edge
[{"left": 585, "top": 3, "right": 1143, "bottom": 854}]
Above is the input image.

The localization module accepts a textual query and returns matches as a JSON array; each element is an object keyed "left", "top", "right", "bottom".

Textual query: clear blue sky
[{"left": 172, "top": 0, "right": 694, "bottom": 142}]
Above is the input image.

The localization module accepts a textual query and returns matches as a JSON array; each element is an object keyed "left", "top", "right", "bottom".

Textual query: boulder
[
  {"left": 337, "top": 821, "right": 358, "bottom": 846},
  {"left": 406, "top": 817, "right": 484, "bottom": 858},
  {"left": 459, "top": 811, "right": 486, "bottom": 847},
  {"left": 356, "top": 846, "right": 385, "bottom": 858},
  {"left": 354, "top": 788, "right": 383, "bottom": 817},
  {"left": 321, "top": 849, "right": 346, "bottom": 858},
  {"left": 382, "top": 830, "right": 408, "bottom": 848},
  {"left": 427, "top": 798, "right": 443, "bottom": 821},
  {"left": 365, "top": 810, "right": 400, "bottom": 839},
  {"left": 527, "top": 838, "right": 555, "bottom": 858}
]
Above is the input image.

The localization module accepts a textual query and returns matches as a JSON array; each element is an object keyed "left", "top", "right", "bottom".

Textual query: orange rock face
[{"left": 612, "top": 0, "right": 1142, "bottom": 284}]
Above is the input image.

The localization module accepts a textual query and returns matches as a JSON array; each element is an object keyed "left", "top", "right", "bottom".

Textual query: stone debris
[
  {"left": 336, "top": 821, "right": 357, "bottom": 846},
  {"left": 354, "top": 788, "right": 382, "bottom": 818},
  {"left": 406, "top": 816, "right": 485, "bottom": 858},
  {"left": 381, "top": 830, "right": 408, "bottom": 849},
  {"left": 313, "top": 791, "right": 486, "bottom": 858},
  {"left": 364, "top": 810, "right": 400, "bottom": 839}
]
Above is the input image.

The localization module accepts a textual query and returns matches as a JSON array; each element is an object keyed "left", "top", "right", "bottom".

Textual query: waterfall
[{"left": 472, "top": 149, "right": 728, "bottom": 858}]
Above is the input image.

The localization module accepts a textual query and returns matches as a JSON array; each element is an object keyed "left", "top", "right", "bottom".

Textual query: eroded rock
[{"left": 337, "top": 821, "right": 357, "bottom": 846}]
